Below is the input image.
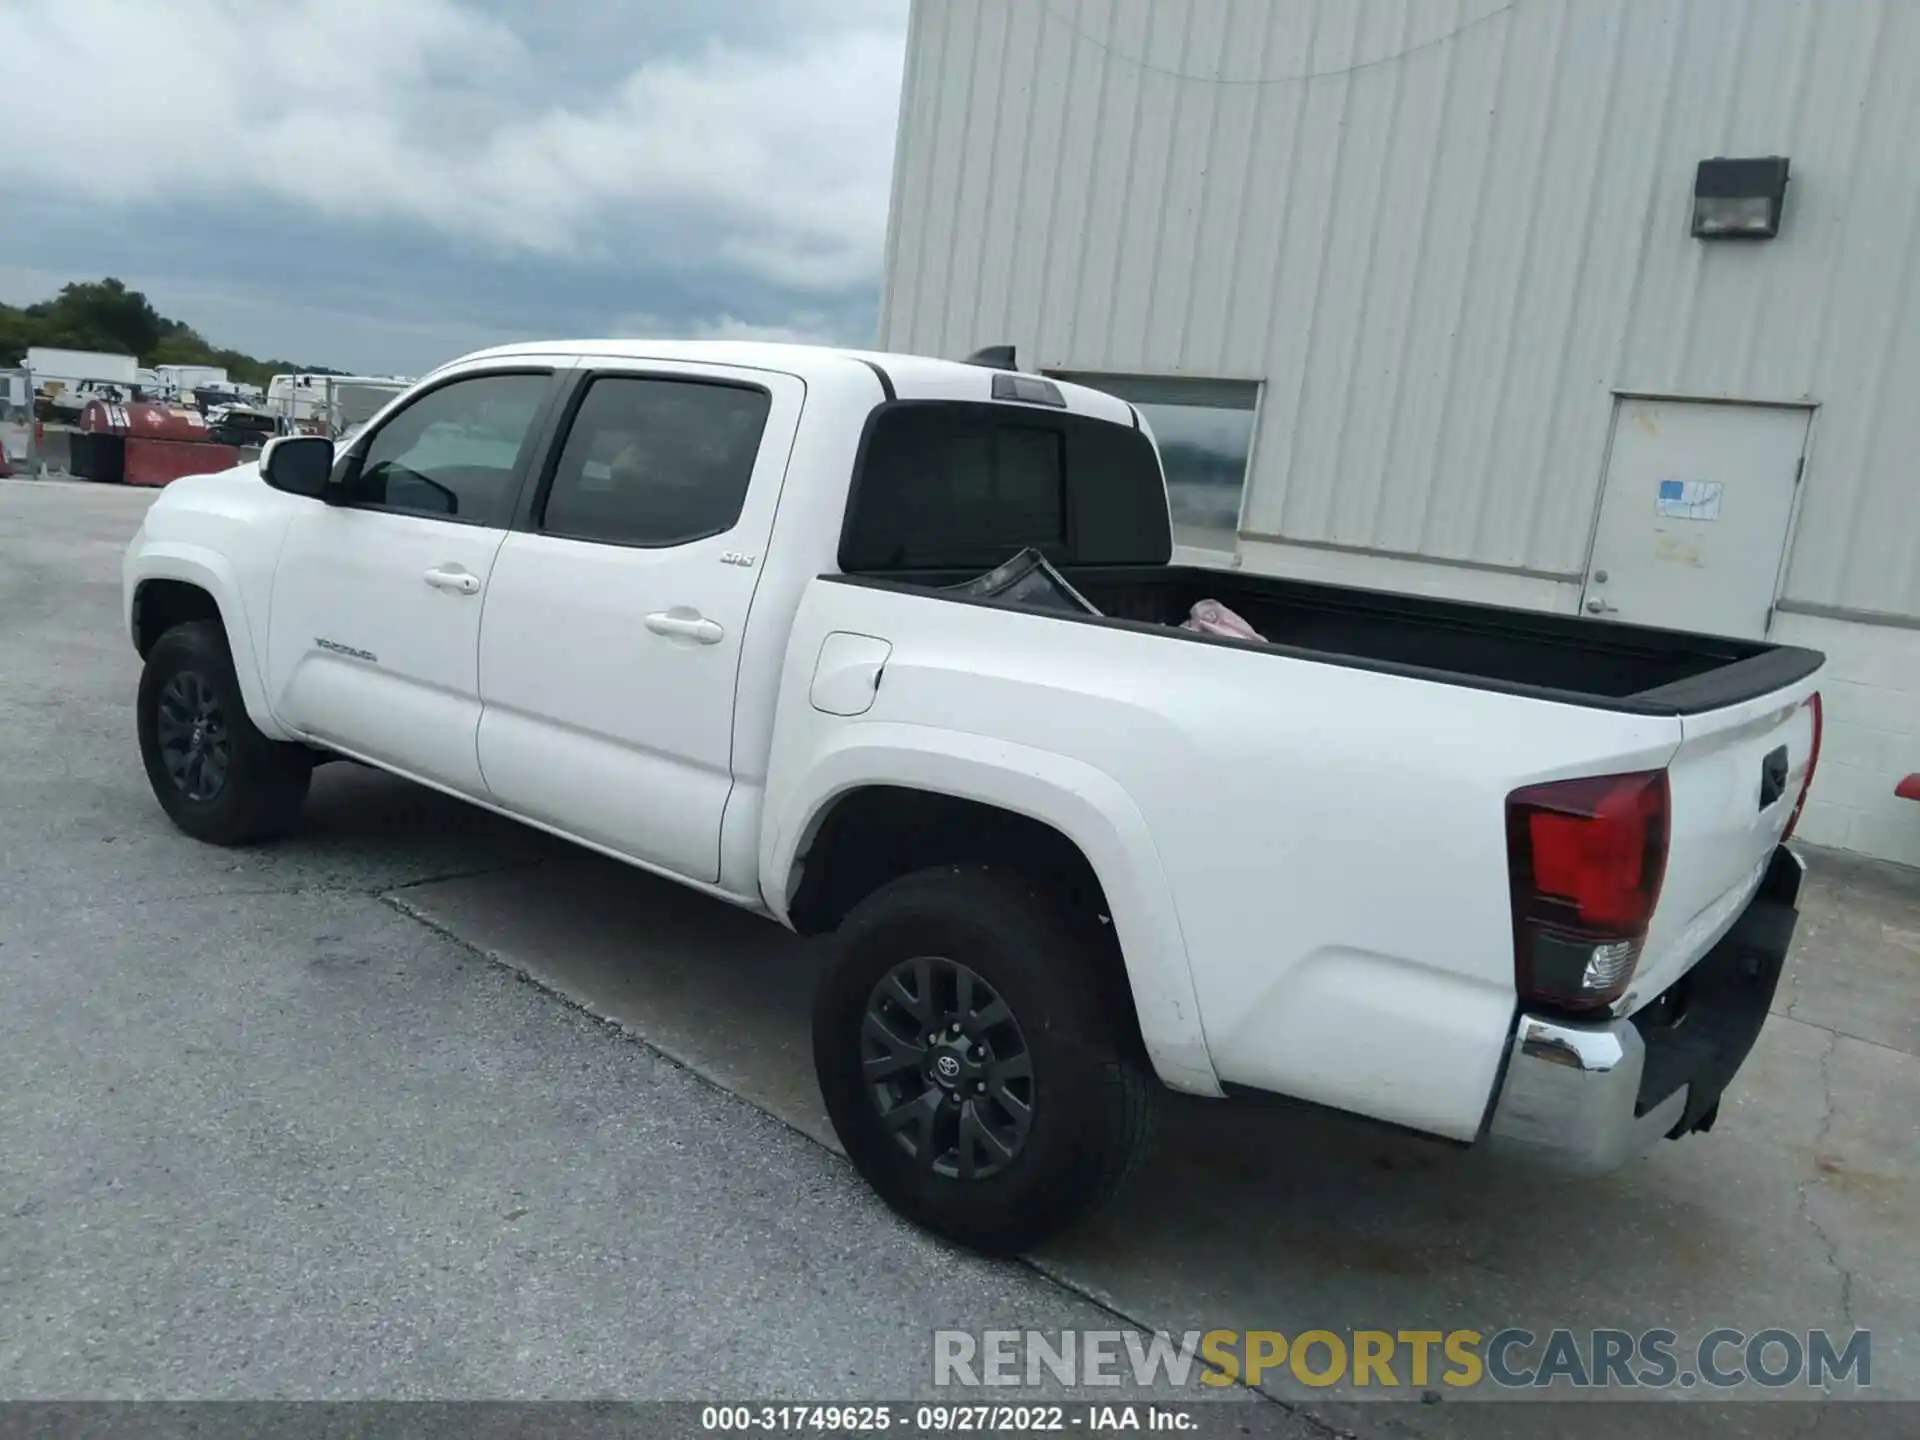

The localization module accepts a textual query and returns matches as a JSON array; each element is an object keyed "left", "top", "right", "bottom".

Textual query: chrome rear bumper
[
  {"left": 1486, "top": 845, "right": 1802, "bottom": 1174},
  {"left": 1485, "top": 1014, "right": 1688, "bottom": 1172}
]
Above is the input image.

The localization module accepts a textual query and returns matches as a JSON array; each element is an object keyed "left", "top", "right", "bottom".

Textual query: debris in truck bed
[
  {"left": 944, "top": 547, "right": 1102, "bottom": 617},
  {"left": 1182, "top": 599, "right": 1265, "bottom": 642}
]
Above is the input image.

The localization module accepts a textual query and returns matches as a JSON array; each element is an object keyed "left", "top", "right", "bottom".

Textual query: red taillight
[
  {"left": 1781, "top": 691, "right": 1822, "bottom": 843},
  {"left": 1506, "top": 770, "right": 1670, "bottom": 1012}
]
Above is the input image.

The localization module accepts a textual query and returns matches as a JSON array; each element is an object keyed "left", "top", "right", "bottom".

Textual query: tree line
[{"left": 0, "top": 278, "right": 340, "bottom": 389}]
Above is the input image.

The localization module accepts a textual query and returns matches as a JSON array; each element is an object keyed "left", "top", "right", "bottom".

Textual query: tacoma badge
[{"left": 315, "top": 638, "right": 379, "bottom": 663}]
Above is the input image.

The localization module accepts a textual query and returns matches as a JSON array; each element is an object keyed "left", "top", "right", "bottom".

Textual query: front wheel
[
  {"left": 137, "top": 620, "right": 312, "bottom": 846},
  {"left": 813, "top": 865, "right": 1155, "bottom": 1255}
]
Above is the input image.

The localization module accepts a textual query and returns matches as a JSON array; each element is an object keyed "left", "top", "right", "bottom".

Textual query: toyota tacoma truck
[{"left": 123, "top": 340, "right": 1825, "bottom": 1254}]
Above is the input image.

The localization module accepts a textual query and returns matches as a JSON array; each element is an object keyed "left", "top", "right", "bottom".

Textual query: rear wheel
[
  {"left": 137, "top": 620, "right": 312, "bottom": 845},
  {"left": 813, "top": 865, "right": 1155, "bottom": 1254}
]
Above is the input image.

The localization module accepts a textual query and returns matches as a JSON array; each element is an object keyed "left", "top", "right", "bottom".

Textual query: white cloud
[
  {"left": 610, "top": 308, "right": 840, "bottom": 347},
  {"left": 0, "top": 0, "right": 905, "bottom": 295},
  {"left": 693, "top": 314, "right": 836, "bottom": 346}
]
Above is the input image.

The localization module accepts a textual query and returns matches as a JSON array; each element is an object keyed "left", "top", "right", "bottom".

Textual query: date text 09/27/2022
[{"left": 700, "top": 1405, "right": 1194, "bottom": 1432}]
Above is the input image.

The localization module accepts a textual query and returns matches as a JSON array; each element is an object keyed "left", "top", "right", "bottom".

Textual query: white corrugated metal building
[{"left": 879, "top": 0, "right": 1920, "bottom": 865}]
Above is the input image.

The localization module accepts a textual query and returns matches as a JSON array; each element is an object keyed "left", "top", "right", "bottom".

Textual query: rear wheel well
[
  {"left": 787, "top": 786, "right": 1144, "bottom": 1052},
  {"left": 133, "top": 579, "right": 224, "bottom": 657}
]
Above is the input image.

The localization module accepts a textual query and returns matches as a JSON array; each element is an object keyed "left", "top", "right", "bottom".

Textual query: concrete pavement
[{"left": 393, "top": 842, "right": 1920, "bottom": 1414}]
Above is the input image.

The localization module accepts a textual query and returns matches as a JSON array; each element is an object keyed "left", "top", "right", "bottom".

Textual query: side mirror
[{"left": 260, "top": 435, "right": 335, "bottom": 499}]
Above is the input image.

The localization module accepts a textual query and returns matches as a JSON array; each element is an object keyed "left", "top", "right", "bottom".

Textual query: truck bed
[{"left": 830, "top": 564, "right": 1824, "bottom": 715}]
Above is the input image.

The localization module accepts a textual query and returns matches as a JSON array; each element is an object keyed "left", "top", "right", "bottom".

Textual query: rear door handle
[
  {"left": 424, "top": 565, "right": 481, "bottom": 595},
  {"left": 645, "top": 610, "right": 725, "bottom": 645}
]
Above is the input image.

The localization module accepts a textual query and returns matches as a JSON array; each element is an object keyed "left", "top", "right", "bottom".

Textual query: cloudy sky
[{"left": 0, "top": 0, "right": 908, "bottom": 374}]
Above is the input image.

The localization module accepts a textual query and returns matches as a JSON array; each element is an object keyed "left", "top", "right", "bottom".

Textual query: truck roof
[{"left": 448, "top": 339, "right": 1139, "bottom": 429}]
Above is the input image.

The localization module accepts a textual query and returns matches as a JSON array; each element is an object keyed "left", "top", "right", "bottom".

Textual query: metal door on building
[
  {"left": 1, "top": 369, "right": 37, "bottom": 472},
  {"left": 1582, "top": 398, "right": 1810, "bottom": 641}
]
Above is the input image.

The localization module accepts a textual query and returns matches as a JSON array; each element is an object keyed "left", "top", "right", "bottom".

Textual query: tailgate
[{"left": 1629, "top": 677, "right": 1822, "bottom": 1010}]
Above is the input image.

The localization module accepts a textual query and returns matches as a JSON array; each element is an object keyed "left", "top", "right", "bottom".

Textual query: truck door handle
[
  {"left": 645, "top": 610, "right": 725, "bottom": 645},
  {"left": 424, "top": 565, "right": 481, "bottom": 595},
  {"left": 1585, "top": 598, "right": 1618, "bottom": 615}
]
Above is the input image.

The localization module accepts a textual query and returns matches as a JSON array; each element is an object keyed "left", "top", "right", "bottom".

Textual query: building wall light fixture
[{"left": 1693, "top": 156, "right": 1790, "bottom": 240}]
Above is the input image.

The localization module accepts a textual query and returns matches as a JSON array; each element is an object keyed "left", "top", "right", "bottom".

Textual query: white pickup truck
[{"left": 124, "top": 340, "right": 1825, "bottom": 1253}]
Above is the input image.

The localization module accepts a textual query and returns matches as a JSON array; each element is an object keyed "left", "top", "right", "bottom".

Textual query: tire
[
  {"left": 813, "top": 864, "right": 1156, "bottom": 1255},
  {"left": 137, "top": 620, "right": 312, "bottom": 846}
]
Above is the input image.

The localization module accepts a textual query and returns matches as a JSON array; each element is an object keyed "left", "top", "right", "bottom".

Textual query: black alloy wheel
[
  {"left": 812, "top": 864, "right": 1156, "bottom": 1255},
  {"left": 153, "top": 669, "right": 231, "bottom": 801},
  {"left": 136, "top": 619, "right": 313, "bottom": 845},
  {"left": 862, "top": 955, "right": 1035, "bottom": 1180}
]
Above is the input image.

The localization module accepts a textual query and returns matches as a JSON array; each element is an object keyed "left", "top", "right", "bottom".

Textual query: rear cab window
[{"left": 840, "top": 400, "right": 1172, "bottom": 574}]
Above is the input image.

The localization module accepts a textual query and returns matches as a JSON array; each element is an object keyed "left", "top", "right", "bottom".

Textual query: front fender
[
  {"left": 763, "top": 722, "right": 1222, "bottom": 1097},
  {"left": 126, "top": 541, "right": 292, "bottom": 741}
]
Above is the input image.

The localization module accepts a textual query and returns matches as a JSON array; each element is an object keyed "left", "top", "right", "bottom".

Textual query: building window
[{"left": 1049, "top": 374, "right": 1258, "bottom": 553}]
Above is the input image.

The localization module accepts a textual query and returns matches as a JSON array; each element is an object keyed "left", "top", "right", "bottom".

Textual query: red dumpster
[{"left": 74, "top": 400, "right": 240, "bottom": 486}]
